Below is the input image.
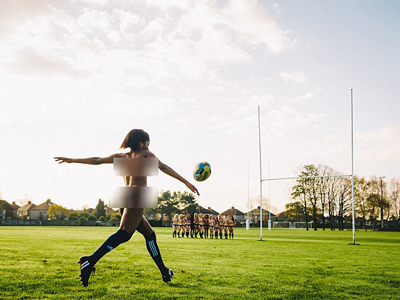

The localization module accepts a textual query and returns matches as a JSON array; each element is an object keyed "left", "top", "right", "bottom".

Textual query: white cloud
[
  {"left": 293, "top": 92, "right": 315, "bottom": 103},
  {"left": 279, "top": 71, "right": 308, "bottom": 83}
]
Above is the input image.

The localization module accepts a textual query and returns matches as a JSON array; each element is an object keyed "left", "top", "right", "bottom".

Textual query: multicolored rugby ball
[{"left": 193, "top": 162, "right": 211, "bottom": 182}]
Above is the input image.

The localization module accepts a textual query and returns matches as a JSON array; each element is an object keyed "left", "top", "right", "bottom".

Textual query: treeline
[
  {"left": 284, "top": 164, "right": 400, "bottom": 231},
  {"left": 48, "top": 199, "right": 120, "bottom": 222},
  {"left": 47, "top": 191, "right": 198, "bottom": 223},
  {"left": 145, "top": 190, "right": 199, "bottom": 224}
]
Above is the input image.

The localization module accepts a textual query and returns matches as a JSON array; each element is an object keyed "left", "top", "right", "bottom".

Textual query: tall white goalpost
[{"left": 257, "top": 90, "right": 357, "bottom": 245}]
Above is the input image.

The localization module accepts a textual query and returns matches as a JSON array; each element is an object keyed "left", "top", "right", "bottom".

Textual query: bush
[
  {"left": 69, "top": 213, "right": 78, "bottom": 220},
  {"left": 99, "top": 216, "right": 106, "bottom": 222},
  {"left": 80, "top": 217, "right": 87, "bottom": 222},
  {"left": 110, "top": 218, "right": 119, "bottom": 222},
  {"left": 80, "top": 213, "right": 90, "bottom": 219},
  {"left": 88, "top": 215, "right": 97, "bottom": 221}
]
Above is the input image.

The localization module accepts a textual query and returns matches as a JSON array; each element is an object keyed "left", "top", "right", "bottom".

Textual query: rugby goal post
[{"left": 257, "top": 90, "right": 356, "bottom": 245}]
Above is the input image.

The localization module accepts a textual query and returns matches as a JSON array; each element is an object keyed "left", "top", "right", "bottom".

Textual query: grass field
[{"left": 1, "top": 227, "right": 400, "bottom": 300}]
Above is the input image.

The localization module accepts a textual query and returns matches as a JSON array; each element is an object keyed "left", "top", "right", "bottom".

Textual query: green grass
[{"left": 1, "top": 227, "right": 400, "bottom": 299}]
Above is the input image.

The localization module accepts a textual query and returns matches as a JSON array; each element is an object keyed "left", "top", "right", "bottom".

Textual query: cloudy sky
[{"left": 0, "top": 0, "right": 399, "bottom": 213}]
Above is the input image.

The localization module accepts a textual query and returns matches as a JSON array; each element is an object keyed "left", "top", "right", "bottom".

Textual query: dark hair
[{"left": 120, "top": 129, "right": 150, "bottom": 151}]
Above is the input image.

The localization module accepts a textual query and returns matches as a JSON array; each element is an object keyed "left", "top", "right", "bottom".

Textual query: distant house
[
  {"left": 220, "top": 206, "right": 245, "bottom": 224},
  {"left": 275, "top": 211, "right": 289, "bottom": 222},
  {"left": 246, "top": 206, "right": 276, "bottom": 224},
  {"left": 30, "top": 199, "right": 56, "bottom": 219},
  {"left": 196, "top": 205, "right": 219, "bottom": 216},
  {"left": 0, "top": 200, "right": 19, "bottom": 219},
  {"left": 196, "top": 205, "right": 212, "bottom": 214},
  {"left": 11, "top": 201, "right": 20, "bottom": 211},
  {"left": 206, "top": 206, "right": 219, "bottom": 216},
  {"left": 17, "top": 201, "right": 37, "bottom": 219}
]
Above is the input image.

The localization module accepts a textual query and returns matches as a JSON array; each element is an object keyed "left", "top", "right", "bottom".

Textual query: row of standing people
[{"left": 172, "top": 213, "right": 237, "bottom": 239}]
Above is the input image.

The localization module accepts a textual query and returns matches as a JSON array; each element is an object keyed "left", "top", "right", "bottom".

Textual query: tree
[
  {"left": 366, "top": 177, "right": 380, "bottom": 231},
  {"left": 377, "top": 177, "right": 388, "bottom": 229},
  {"left": 291, "top": 179, "right": 309, "bottom": 230},
  {"left": 69, "top": 213, "right": 79, "bottom": 220},
  {"left": 317, "top": 164, "right": 332, "bottom": 231},
  {"left": 354, "top": 176, "right": 369, "bottom": 230},
  {"left": 48, "top": 205, "right": 68, "bottom": 219},
  {"left": 94, "top": 199, "right": 106, "bottom": 219},
  {"left": 157, "top": 190, "right": 179, "bottom": 226},
  {"left": 284, "top": 201, "right": 312, "bottom": 222},
  {"left": 336, "top": 178, "right": 351, "bottom": 231},
  {"left": 177, "top": 191, "right": 198, "bottom": 214},
  {"left": 389, "top": 179, "right": 400, "bottom": 222},
  {"left": 88, "top": 215, "right": 97, "bottom": 221}
]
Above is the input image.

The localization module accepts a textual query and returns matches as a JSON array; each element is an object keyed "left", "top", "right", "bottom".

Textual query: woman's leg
[
  {"left": 137, "top": 215, "right": 173, "bottom": 282},
  {"left": 88, "top": 208, "right": 142, "bottom": 265},
  {"left": 78, "top": 208, "right": 143, "bottom": 287}
]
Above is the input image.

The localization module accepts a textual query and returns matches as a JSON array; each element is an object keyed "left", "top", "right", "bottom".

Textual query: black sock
[
  {"left": 89, "top": 229, "right": 132, "bottom": 266},
  {"left": 232, "top": 232, "right": 234, "bottom": 239},
  {"left": 178, "top": 232, "right": 181, "bottom": 238},
  {"left": 195, "top": 232, "right": 198, "bottom": 238},
  {"left": 173, "top": 231, "right": 176, "bottom": 238},
  {"left": 220, "top": 233, "right": 223, "bottom": 239},
  {"left": 145, "top": 231, "right": 168, "bottom": 275},
  {"left": 225, "top": 233, "right": 228, "bottom": 239},
  {"left": 186, "top": 232, "right": 189, "bottom": 237}
]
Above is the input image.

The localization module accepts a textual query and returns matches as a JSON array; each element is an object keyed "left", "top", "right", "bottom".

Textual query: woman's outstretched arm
[
  {"left": 159, "top": 161, "right": 200, "bottom": 196},
  {"left": 145, "top": 151, "right": 200, "bottom": 196},
  {"left": 54, "top": 153, "right": 123, "bottom": 165}
]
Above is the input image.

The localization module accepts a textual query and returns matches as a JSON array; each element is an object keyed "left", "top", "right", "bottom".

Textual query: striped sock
[
  {"left": 145, "top": 231, "right": 168, "bottom": 275},
  {"left": 89, "top": 229, "right": 132, "bottom": 265}
]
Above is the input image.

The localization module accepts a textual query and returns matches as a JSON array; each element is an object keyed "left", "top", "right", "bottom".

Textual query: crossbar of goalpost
[
  {"left": 261, "top": 175, "right": 352, "bottom": 182},
  {"left": 257, "top": 90, "right": 356, "bottom": 245}
]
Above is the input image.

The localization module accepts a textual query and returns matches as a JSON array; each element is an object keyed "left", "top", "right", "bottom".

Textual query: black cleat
[
  {"left": 78, "top": 256, "right": 95, "bottom": 287},
  {"left": 162, "top": 269, "right": 174, "bottom": 283}
]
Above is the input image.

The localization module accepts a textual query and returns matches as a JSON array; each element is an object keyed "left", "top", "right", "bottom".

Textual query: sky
[{"left": 0, "top": 0, "right": 399, "bottom": 213}]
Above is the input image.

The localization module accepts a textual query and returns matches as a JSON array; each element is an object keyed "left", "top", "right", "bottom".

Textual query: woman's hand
[
  {"left": 54, "top": 157, "right": 73, "bottom": 164},
  {"left": 186, "top": 181, "right": 200, "bottom": 196}
]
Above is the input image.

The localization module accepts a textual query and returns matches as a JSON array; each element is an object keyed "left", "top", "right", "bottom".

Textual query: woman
[
  {"left": 185, "top": 213, "right": 191, "bottom": 238},
  {"left": 218, "top": 214, "right": 224, "bottom": 239},
  {"left": 172, "top": 214, "right": 179, "bottom": 238},
  {"left": 177, "top": 214, "right": 183, "bottom": 238},
  {"left": 227, "top": 215, "right": 236, "bottom": 239},
  {"left": 223, "top": 215, "right": 229, "bottom": 239},
  {"left": 193, "top": 213, "right": 199, "bottom": 238},
  {"left": 213, "top": 216, "right": 219, "bottom": 239},
  {"left": 198, "top": 213, "right": 204, "bottom": 238},
  {"left": 54, "top": 129, "right": 199, "bottom": 286},
  {"left": 180, "top": 214, "right": 186, "bottom": 238},
  {"left": 209, "top": 214, "right": 214, "bottom": 239},
  {"left": 190, "top": 213, "right": 195, "bottom": 238},
  {"left": 204, "top": 214, "right": 209, "bottom": 239}
]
